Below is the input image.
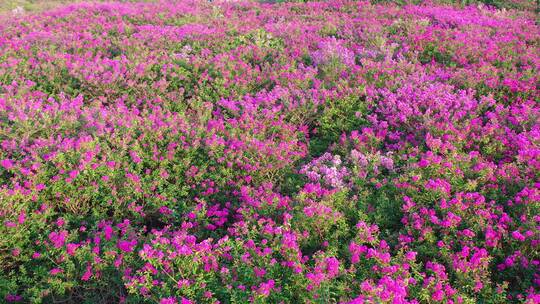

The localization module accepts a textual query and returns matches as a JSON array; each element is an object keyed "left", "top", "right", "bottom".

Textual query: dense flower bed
[{"left": 0, "top": 0, "right": 538, "bottom": 303}]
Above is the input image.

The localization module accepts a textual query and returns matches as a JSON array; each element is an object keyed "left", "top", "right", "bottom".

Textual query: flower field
[{"left": 0, "top": 0, "right": 538, "bottom": 303}]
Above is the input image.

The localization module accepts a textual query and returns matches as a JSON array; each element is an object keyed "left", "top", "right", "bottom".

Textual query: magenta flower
[
  {"left": 48, "top": 230, "right": 68, "bottom": 248},
  {"left": 511, "top": 230, "right": 526, "bottom": 241},
  {"left": 160, "top": 298, "right": 177, "bottom": 304},
  {"left": 81, "top": 265, "right": 93, "bottom": 281},
  {"left": 325, "top": 257, "right": 340, "bottom": 278},
  {"left": 103, "top": 225, "right": 113, "bottom": 241},
  {"left": 257, "top": 279, "right": 275, "bottom": 297},
  {"left": 180, "top": 298, "right": 193, "bottom": 304},
  {"left": 66, "top": 243, "right": 79, "bottom": 256},
  {"left": 130, "top": 151, "right": 142, "bottom": 164},
  {"left": 118, "top": 239, "right": 137, "bottom": 253},
  {"left": 50, "top": 268, "right": 63, "bottom": 275},
  {"left": 0, "top": 159, "right": 14, "bottom": 170}
]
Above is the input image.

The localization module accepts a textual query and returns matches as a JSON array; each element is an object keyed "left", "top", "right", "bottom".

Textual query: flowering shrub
[{"left": 0, "top": 0, "right": 538, "bottom": 303}]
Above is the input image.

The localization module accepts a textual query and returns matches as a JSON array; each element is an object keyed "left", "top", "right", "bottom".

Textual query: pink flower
[
  {"left": 257, "top": 279, "right": 275, "bottom": 297},
  {"left": 325, "top": 257, "right": 340, "bottom": 278},
  {"left": 130, "top": 151, "right": 142, "bottom": 164},
  {"left": 81, "top": 265, "right": 93, "bottom": 281},
  {"left": 68, "top": 170, "right": 79, "bottom": 179},
  {"left": 66, "top": 243, "right": 79, "bottom": 256},
  {"left": 511, "top": 230, "right": 526, "bottom": 241},
  {"left": 432, "top": 289, "right": 444, "bottom": 301},
  {"left": 254, "top": 267, "right": 266, "bottom": 278},
  {"left": 104, "top": 225, "right": 113, "bottom": 240},
  {"left": 405, "top": 251, "right": 417, "bottom": 261},
  {"left": 50, "top": 268, "right": 63, "bottom": 275},
  {"left": 177, "top": 279, "right": 190, "bottom": 288},
  {"left": 159, "top": 206, "right": 172, "bottom": 215},
  {"left": 48, "top": 230, "right": 68, "bottom": 248},
  {"left": 474, "top": 281, "right": 483, "bottom": 292},
  {"left": 17, "top": 211, "right": 25, "bottom": 224},
  {"left": 1, "top": 159, "right": 14, "bottom": 170},
  {"left": 118, "top": 239, "right": 137, "bottom": 252},
  {"left": 56, "top": 218, "right": 65, "bottom": 227},
  {"left": 160, "top": 298, "right": 177, "bottom": 304}
]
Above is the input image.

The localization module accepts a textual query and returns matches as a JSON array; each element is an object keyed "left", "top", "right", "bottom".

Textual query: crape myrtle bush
[{"left": 0, "top": 0, "right": 538, "bottom": 303}]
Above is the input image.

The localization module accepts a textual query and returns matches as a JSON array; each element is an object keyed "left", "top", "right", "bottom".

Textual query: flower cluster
[{"left": 0, "top": 0, "right": 538, "bottom": 303}]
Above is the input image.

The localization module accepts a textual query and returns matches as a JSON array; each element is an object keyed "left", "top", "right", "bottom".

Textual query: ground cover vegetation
[{"left": 0, "top": 0, "right": 538, "bottom": 303}]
